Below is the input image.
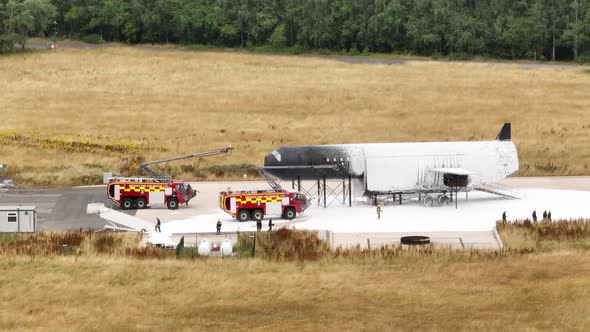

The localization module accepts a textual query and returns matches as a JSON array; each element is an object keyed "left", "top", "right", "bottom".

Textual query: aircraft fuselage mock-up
[{"left": 262, "top": 123, "right": 518, "bottom": 195}]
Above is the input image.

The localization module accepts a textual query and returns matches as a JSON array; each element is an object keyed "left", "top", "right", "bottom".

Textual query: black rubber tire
[
  {"left": 121, "top": 198, "right": 134, "bottom": 210},
  {"left": 423, "top": 196, "right": 435, "bottom": 207},
  {"left": 251, "top": 209, "right": 264, "bottom": 221},
  {"left": 167, "top": 197, "right": 179, "bottom": 210},
  {"left": 237, "top": 209, "right": 250, "bottom": 222},
  {"left": 438, "top": 195, "right": 451, "bottom": 206},
  {"left": 135, "top": 197, "right": 147, "bottom": 209},
  {"left": 283, "top": 207, "right": 296, "bottom": 220},
  {"left": 400, "top": 236, "right": 430, "bottom": 245}
]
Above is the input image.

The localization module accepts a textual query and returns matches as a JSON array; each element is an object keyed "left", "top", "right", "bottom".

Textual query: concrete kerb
[{"left": 492, "top": 226, "right": 504, "bottom": 249}]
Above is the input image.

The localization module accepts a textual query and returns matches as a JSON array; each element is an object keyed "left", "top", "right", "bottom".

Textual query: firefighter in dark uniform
[
  {"left": 155, "top": 218, "right": 161, "bottom": 233},
  {"left": 532, "top": 210, "right": 537, "bottom": 222},
  {"left": 548, "top": 211, "right": 552, "bottom": 221},
  {"left": 256, "top": 216, "right": 262, "bottom": 232},
  {"left": 268, "top": 218, "right": 274, "bottom": 231},
  {"left": 543, "top": 210, "right": 547, "bottom": 219},
  {"left": 502, "top": 211, "right": 507, "bottom": 222},
  {"left": 216, "top": 219, "right": 222, "bottom": 235}
]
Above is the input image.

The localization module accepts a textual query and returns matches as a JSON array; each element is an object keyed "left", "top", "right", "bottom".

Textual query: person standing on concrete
[
  {"left": 532, "top": 210, "right": 537, "bottom": 222},
  {"left": 155, "top": 218, "right": 161, "bottom": 233},
  {"left": 548, "top": 211, "right": 552, "bottom": 221},
  {"left": 268, "top": 218, "right": 274, "bottom": 231},
  {"left": 543, "top": 210, "right": 547, "bottom": 220},
  {"left": 377, "top": 203, "right": 382, "bottom": 220},
  {"left": 256, "top": 216, "right": 262, "bottom": 232},
  {"left": 502, "top": 211, "right": 507, "bottom": 222},
  {"left": 216, "top": 219, "right": 222, "bottom": 235}
]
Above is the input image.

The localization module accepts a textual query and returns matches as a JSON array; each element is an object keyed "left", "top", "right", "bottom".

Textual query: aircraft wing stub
[{"left": 429, "top": 168, "right": 476, "bottom": 176}]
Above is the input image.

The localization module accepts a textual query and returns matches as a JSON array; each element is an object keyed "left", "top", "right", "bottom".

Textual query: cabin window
[
  {"left": 225, "top": 197, "right": 231, "bottom": 210},
  {"left": 294, "top": 194, "right": 306, "bottom": 201},
  {"left": 108, "top": 185, "right": 115, "bottom": 198},
  {"left": 271, "top": 150, "right": 281, "bottom": 162},
  {"left": 7, "top": 213, "right": 17, "bottom": 222}
]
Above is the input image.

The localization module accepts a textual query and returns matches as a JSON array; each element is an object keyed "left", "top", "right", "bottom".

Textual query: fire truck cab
[
  {"left": 107, "top": 177, "right": 196, "bottom": 210},
  {"left": 219, "top": 190, "right": 308, "bottom": 221}
]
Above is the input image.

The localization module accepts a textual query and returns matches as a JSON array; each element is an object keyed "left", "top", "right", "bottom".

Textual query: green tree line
[
  {"left": 0, "top": 0, "right": 57, "bottom": 52},
  {"left": 2, "top": 0, "right": 590, "bottom": 61}
]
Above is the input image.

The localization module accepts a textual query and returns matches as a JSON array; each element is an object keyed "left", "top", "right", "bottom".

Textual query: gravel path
[{"left": 26, "top": 40, "right": 584, "bottom": 69}]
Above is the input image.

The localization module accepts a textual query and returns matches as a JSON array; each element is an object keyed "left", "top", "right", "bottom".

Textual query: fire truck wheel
[
  {"left": 135, "top": 197, "right": 147, "bottom": 209},
  {"left": 121, "top": 198, "right": 133, "bottom": 210},
  {"left": 252, "top": 209, "right": 264, "bottom": 221},
  {"left": 283, "top": 208, "right": 296, "bottom": 220},
  {"left": 167, "top": 198, "right": 179, "bottom": 210},
  {"left": 237, "top": 210, "right": 250, "bottom": 222}
]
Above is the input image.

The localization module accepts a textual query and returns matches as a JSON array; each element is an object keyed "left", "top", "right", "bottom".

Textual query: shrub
[
  {"left": 176, "top": 247, "right": 201, "bottom": 260},
  {"left": 234, "top": 232, "right": 255, "bottom": 253},
  {"left": 290, "top": 44, "right": 305, "bottom": 55},
  {"left": 93, "top": 233, "right": 123, "bottom": 254},
  {"left": 50, "top": 229, "right": 88, "bottom": 247},
  {"left": 448, "top": 52, "right": 473, "bottom": 60},
  {"left": 206, "top": 164, "right": 258, "bottom": 178},
  {"left": 255, "top": 228, "right": 330, "bottom": 262},
  {"left": 82, "top": 34, "right": 104, "bottom": 44},
  {"left": 497, "top": 218, "right": 590, "bottom": 252},
  {"left": 124, "top": 246, "right": 173, "bottom": 259},
  {"left": 0, "top": 33, "right": 17, "bottom": 54},
  {"left": 267, "top": 24, "right": 287, "bottom": 49},
  {"left": 497, "top": 218, "right": 590, "bottom": 241},
  {"left": 119, "top": 155, "right": 146, "bottom": 176},
  {"left": 0, "top": 230, "right": 93, "bottom": 255},
  {"left": 431, "top": 52, "right": 442, "bottom": 60},
  {"left": 348, "top": 47, "right": 360, "bottom": 56},
  {"left": 72, "top": 174, "right": 103, "bottom": 186}
]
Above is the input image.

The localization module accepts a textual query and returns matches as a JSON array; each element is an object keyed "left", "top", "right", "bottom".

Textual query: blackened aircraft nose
[{"left": 262, "top": 145, "right": 355, "bottom": 180}]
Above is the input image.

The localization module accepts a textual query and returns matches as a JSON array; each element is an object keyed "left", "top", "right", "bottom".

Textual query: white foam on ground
[
  {"left": 87, "top": 203, "right": 176, "bottom": 247},
  {"left": 161, "top": 189, "right": 590, "bottom": 234}
]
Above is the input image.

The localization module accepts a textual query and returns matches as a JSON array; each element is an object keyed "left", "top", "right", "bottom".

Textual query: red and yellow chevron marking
[
  {"left": 236, "top": 196, "right": 284, "bottom": 204},
  {"left": 121, "top": 185, "right": 165, "bottom": 193}
]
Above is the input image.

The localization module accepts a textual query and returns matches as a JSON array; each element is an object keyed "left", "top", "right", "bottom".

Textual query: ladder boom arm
[
  {"left": 141, "top": 146, "right": 233, "bottom": 178},
  {"left": 259, "top": 167, "right": 284, "bottom": 191}
]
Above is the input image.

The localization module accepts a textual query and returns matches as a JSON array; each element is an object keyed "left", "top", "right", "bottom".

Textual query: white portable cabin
[{"left": 0, "top": 206, "right": 37, "bottom": 232}]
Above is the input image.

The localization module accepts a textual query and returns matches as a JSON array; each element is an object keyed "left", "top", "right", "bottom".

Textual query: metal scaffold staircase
[{"left": 474, "top": 183, "right": 520, "bottom": 199}]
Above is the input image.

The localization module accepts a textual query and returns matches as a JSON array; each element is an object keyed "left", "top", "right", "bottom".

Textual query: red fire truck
[
  {"left": 219, "top": 190, "right": 308, "bottom": 221},
  {"left": 105, "top": 146, "right": 233, "bottom": 210},
  {"left": 107, "top": 177, "right": 196, "bottom": 210}
]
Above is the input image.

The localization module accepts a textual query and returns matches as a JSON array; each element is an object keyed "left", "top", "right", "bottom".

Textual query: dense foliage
[
  {"left": 2, "top": 0, "right": 590, "bottom": 60},
  {"left": 0, "top": 0, "right": 57, "bottom": 52}
]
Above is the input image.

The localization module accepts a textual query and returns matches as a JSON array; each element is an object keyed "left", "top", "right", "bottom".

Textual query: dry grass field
[
  {"left": 1, "top": 47, "right": 590, "bottom": 186},
  {"left": 1, "top": 224, "right": 590, "bottom": 330},
  {"left": 1, "top": 251, "right": 590, "bottom": 330}
]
